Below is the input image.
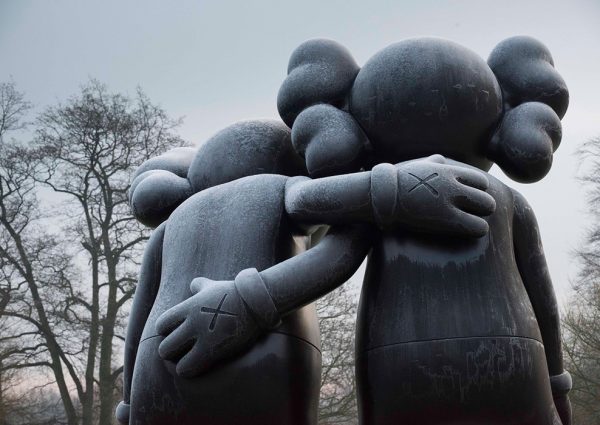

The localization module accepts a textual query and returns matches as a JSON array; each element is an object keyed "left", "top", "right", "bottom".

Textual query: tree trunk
[
  {"left": 0, "top": 358, "right": 5, "bottom": 425},
  {"left": 17, "top": 235, "right": 80, "bottom": 425},
  {"left": 46, "top": 340, "right": 79, "bottom": 425},
  {"left": 98, "top": 257, "right": 118, "bottom": 425},
  {"left": 81, "top": 252, "right": 100, "bottom": 425}
]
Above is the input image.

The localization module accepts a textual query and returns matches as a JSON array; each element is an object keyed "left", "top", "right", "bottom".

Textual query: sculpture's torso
[
  {"left": 356, "top": 172, "right": 558, "bottom": 425},
  {"left": 131, "top": 175, "right": 321, "bottom": 425}
]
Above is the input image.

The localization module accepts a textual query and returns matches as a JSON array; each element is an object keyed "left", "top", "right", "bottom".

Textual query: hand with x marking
[
  {"left": 155, "top": 274, "right": 266, "bottom": 378},
  {"left": 371, "top": 155, "right": 496, "bottom": 237}
]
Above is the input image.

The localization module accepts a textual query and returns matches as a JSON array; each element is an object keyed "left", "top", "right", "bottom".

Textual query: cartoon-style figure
[
  {"left": 275, "top": 36, "right": 572, "bottom": 424},
  {"left": 117, "top": 120, "right": 494, "bottom": 425}
]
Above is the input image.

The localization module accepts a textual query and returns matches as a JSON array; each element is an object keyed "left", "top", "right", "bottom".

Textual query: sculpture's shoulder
[
  {"left": 223, "top": 173, "right": 290, "bottom": 193},
  {"left": 166, "top": 174, "right": 291, "bottom": 231},
  {"left": 486, "top": 170, "right": 514, "bottom": 195},
  {"left": 206, "top": 173, "right": 290, "bottom": 211},
  {"left": 183, "top": 174, "right": 289, "bottom": 207},
  {"left": 438, "top": 158, "right": 515, "bottom": 208}
]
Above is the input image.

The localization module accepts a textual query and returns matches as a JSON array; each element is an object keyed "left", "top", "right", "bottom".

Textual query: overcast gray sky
[{"left": 1, "top": 0, "right": 599, "bottom": 304}]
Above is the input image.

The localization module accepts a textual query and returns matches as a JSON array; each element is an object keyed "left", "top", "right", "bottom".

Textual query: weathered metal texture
[
  {"left": 119, "top": 35, "right": 572, "bottom": 425},
  {"left": 278, "top": 36, "right": 570, "bottom": 424}
]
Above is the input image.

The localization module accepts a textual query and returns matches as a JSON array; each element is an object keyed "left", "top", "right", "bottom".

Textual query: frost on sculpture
[{"left": 117, "top": 36, "right": 571, "bottom": 425}]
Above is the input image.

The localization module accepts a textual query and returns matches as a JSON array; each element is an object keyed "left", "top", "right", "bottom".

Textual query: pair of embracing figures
[{"left": 118, "top": 35, "right": 572, "bottom": 425}]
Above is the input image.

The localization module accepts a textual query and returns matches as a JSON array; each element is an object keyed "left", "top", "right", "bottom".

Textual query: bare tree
[
  {"left": 0, "top": 81, "right": 30, "bottom": 142},
  {"left": 562, "top": 136, "right": 600, "bottom": 424},
  {"left": 0, "top": 80, "right": 185, "bottom": 425},
  {"left": 0, "top": 78, "right": 365, "bottom": 425},
  {"left": 0, "top": 81, "right": 60, "bottom": 425},
  {"left": 2, "top": 384, "right": 67, "bottom": 425},
  {"left": 317, "top": 280, "right": 360, "bottom": 425}
]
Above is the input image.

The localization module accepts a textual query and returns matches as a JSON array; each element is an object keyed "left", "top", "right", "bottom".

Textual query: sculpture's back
[
  {"left": 356, "top": 172, "right": 558, "bottom": 424},
  {"left": 117, "top": 34, "right": 573, "bottom": 425},
  {"left": 278, "top": 36, "right": 571, "bottom": 424},
  {"left": 123, "top": 121, "right": 322, "bottom": 425}
]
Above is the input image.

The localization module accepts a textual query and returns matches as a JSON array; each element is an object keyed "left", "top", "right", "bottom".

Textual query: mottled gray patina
[{"left": 118, "top": 36, "right": 571, "bottom": 425}]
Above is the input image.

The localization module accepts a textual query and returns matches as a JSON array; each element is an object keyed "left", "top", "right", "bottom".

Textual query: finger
[
  {"left": 423, "top": 154, "right": 446, "bottom": 164},
  {"left": 156, "top": 305, "right": 186, "bottom": 336},
  {"left": 115, "top": 402, "right": 130, "bottom": 424},
  {"left": 190, "top": 277, "right": 211, "bottom": 294},
  {"left": 449, "top": 208, "right": 490, "bottom": 238},
  {"left": 452, "top": 186, "right": 496, "bottom": 216},
  {"left": 395, "top": 154, "right": 446, "bottom": 167},
  {"left": 453, "top": 167, "right": 489, "bottom": 190},
  {"left": 158, "top": 321, "right": 196, "bottom": 361},
  {"left": 176, "top": 343, "right": 212, "bottom": 378}
]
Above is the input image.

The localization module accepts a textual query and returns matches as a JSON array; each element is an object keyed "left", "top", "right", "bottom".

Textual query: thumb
[
  {"left": 424, "top": 154, "right": 446, "bottom": 164},
  {"left": 190, "top": 277, "right": 212, "bottom": 294},
  {"left": 115, "top": 401, "right": 130, "bottom": 424}
]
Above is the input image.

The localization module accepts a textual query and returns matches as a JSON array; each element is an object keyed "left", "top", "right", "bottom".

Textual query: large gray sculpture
[{"left": 118, "top": 35, "right": 571, "bottom": 425}]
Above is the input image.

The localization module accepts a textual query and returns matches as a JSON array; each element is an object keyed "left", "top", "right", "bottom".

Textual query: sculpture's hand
[
  {"left": 396, "top": 158, "right": 496, "bottom": 237},
  {"left": 115, "top": 401, "right": 130, "bottom": 425},
  {"left": 155, "top": 277, "right": 260, "bottom": 378},
  {"left": 551, "top": 371, "right": 572, "bottom": 425},
  {"left": 371, "top": 156, "right": 496, "bottom": 237}
]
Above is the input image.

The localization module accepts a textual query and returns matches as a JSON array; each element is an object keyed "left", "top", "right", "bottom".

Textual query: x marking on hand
[
  {"left": 408, "top": 173, "right": 439, "bottom": 196},
  {"left": 200, "top": 294, "right": 237, "bottom": 331}
]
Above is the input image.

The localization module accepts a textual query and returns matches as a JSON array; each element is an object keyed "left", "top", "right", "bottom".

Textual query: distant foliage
[
  {"left": 317, "top": 279, "right": 359, "bottom": 425},
  {"left": 0, "top": 80, "right": 184, "bottom": 425},
  {"left": 563, "top": 136, "right": 600, "bottom": 424}
]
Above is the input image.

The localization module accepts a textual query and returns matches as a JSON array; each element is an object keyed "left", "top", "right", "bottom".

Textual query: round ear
[
  {"left": 488, "top": 36, "right": 569, "bottom": 119},
  {"left": 292, "top": 104, "right": 369, "bottom": 178},
  {"left": 130, "top": 170, "right": 193, "bottom": 228},
  {"left": 131, "top": 147, "right": 197, "bottom": 181},
  {"left": 487, "top": 102, "right": 561, "bottom": 183},
  {"left": 129, "top": 147, "right": 196, "bottom": 227},
  {"left": 277, "top": 39, "right": 359, "bottom": 127}
]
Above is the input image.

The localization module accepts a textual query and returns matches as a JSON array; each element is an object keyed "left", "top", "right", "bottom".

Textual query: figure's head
[
  {"left": 129, "top": 119, "right": 306, "bottom": 227},
  {"left": 186, "top": 119, "right": 306, "bottom": 192},
  {"left": 278, "top": 36, "right": 568, "bottom": 183}
]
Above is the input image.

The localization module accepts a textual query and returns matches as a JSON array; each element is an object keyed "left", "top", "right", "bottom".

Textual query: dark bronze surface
[{"left": 119, "top": 35, "right": 571, "bottom": 425}]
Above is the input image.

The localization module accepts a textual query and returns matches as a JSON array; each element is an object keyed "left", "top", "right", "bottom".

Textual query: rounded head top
[
  {"left": 350, "top": 37, "right": 502, "bottom": 170},
  {"left": 187, "top": 119, "right": 307, "bottom": 192},
  {"left": 130, "top": 119, "right": 307, "bottom": 227},
  {"left": 279, "top": 36, "right": 568, "bottom": 183}
]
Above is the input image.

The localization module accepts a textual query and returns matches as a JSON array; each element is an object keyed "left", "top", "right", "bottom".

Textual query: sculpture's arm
[
  {"left": 154, "top": 224, "right": 372, "bottom": 377},
  {"left": 255, "top": 224, "right": 372, "bottom": 313},
  {"left": 512, "top": 191, "right": 571, "bottom": 424},
  {"left": 285, "top": 157, "right": 496, "bottom": 238},
  {"left": 116, "top": 222, "right": 166, "bottom": 424}
]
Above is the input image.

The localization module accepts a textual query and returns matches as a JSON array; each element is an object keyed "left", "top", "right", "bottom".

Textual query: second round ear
[
  {"left": 488, "top": 36, "right": 569, "bottom": 119},
  {"left": 131, "top": 147, "right": 197, "bottom": 181},
  {"left": 277, "top": 38, "right": 359, "bottom": 128},
  {"left": 487, "top": 102, "right": 561, "bottom": 183},
  {"left": 129, "top": 170, "right": 193, "bottom": 228},
  {"left": 129, "top": 147, "right": 197, "bottom": 228},
  {"left": 292, "top": 104, "right": 370, "bottom": 178}
]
